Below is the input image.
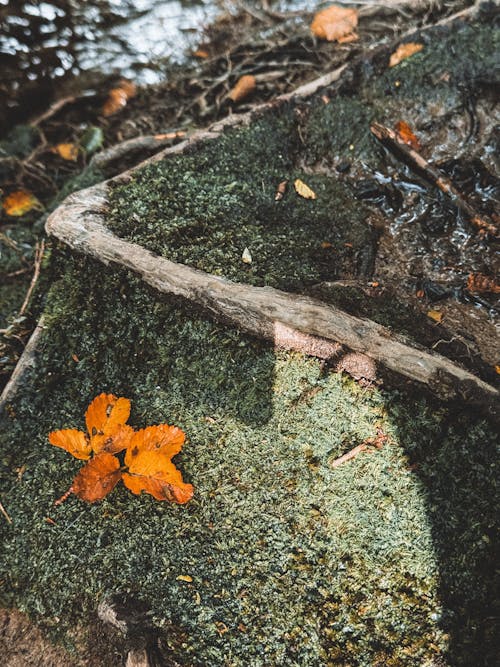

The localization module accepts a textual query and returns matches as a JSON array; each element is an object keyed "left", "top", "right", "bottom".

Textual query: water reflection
[{"left": 0, "top": 0, "right": 212, "bottom": 131}]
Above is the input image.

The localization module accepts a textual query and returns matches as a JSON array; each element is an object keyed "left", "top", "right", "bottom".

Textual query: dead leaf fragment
[
  {"left": 154, "top": 131, "right": 186, "bottom": 140},
  {"left": 275, "top": 180, "right": 288, "bottom": 201},
  {"left": 389, "top": 42, "right": 424, "bottom": 67},
  {"left": 228, "top": 75, "right": 256, "bottom": 104},
  {"left": 395, "top": 121, "right": 421, "bottom": 151},
  {"left": 49, "top": 429, "right": 91, "bottom": 460},
  {"left": 294, "top": 179, "right": 316, "bottom": 200},
  {"left": 176, "top": 575, "right": 193, "bottom": 582},
  {"left": 102, "top": 79, "right": 137, "bottom": 116},
  {"left": 242, "top": 247, "right": 252, "bottom": 264},
  {"left": 122, "top": 450, "right": 194, "bottom": 503},
  {"left": 466, "top": 273, "right": 500, "bottom": 294},
  {"left": 427, "top": 309, "right": 443, "bottom": 323},
  {"left": 53, "top": 142, "right": 79, "bottom": 161},
  {"left": 72, "top": 452, "right": 122, "bottom": 503},
  {"left": 2, "top": 190, "right": 42, "bottom": 217},
  {"left": 311, "top": 5, "right": 358, "bottom": 43}
]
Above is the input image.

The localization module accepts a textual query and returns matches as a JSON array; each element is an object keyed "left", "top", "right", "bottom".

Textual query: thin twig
[
  {"left": 18, "top": 240, "right": 45, "bottom": 318},
  {"left": 370, "top": 122, "right": 498, "bottom": 236},
  {"left": 330, "top": 429, "right": 387, "bottom": 469},
  {"left": 0, "top": 498, "right": 12, "bottom": 524}
]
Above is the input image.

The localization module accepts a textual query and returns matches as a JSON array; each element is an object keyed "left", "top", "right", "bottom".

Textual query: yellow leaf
[
  {"left": 311, "top": 5, "right": 358, "bottom": 43},
  {"left": 495, "top": 365, "right": 500, "bottom": 375},
  {"left": 228, "top": 75, "right": 256, "bottom": 104},
  {"left": 2, "top": 190, "right": 42, "bottom": 217},
  {"left": 176, "top": 575, "right": 193, "bottom": 582},
  {"left": 53, "top": 142, "right": 79, "bottom": 161},
  {"left": 389, "top": 43, "right": 424, "bottom": 68},
  {"left": 427, "top": 309, "right": 443, "bottom": 323},
  {"left": 294, "top": 179, "right": 316, "bottom": 200}
]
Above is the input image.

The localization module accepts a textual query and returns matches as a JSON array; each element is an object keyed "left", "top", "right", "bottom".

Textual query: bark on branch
[{"left": 46, "top": 184, "right": 499, "bottom": 418}]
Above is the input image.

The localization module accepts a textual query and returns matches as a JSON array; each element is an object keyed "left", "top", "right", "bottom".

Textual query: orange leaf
[
  {"left": 49, "top": 429, "right": 91, "bottom": 460},
  {"left": 72, "top": 452, "right": 122, "bottom": 503},
  {"left": 389, "top": 42, "right": 424, "bottom": 67},
  {"left": 228, "top": 75, "right": 256, "bottom": 104},
  {"left": 125, "top": 424, "right": 185, "bottom": 467},
  {"left": 2, "top": 190, "right": 42, "bottom": 217},
  {"left": 311, "top": 5, "right": 358, "bottom": 43},
  {"left": 91, "top": 423, "right": 134, "bottom": 455},
  {"left": 86, "top": 393, "right": 131, "bottom": 440},
  {"left": 123, "top": 450, "right": 193, "bottom": 504},
  {"left": 466, "top": 273, "right": 500, "bottom": 294},
  {"left": 102, "top": 79, "right": 137, "bottom": 116},
  {"left": 53, "top": 142, "right": 79, "bottom": 161},
  {"left": 395, "top": 121, "right": 421, "bottom": 151}
]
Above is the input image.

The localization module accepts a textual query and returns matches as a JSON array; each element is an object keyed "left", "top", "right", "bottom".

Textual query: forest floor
[{"left": 0, "top": 2, "right": 498, "bottom": 666}]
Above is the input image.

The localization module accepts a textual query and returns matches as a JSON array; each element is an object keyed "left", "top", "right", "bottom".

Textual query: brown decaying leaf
[
  {"left": 466, "top": 273, "right": 500, "bottom": 294},
  {"left": 394, "top": 121, "right": 421, "bottom": 151},
  {"left": 275, "top": 180, "right": 288, "bottom": 201},
  {"left": 294, "top": 179, "right": 316, "bottom": 200},
  {"left": 52, "top": 143, "right": 79, "bottom": 161},
  {"left": 227, "top": 75, "right": 256, "bottom": 104},
  {"left": 72, "top": 452, "right": 122, "bottom": 503},
  {"left": 49, "top": 429, "right": 91, "bottom": 460},
  {"left": 389, "top": 42, "right": 424, "bottom": 67},
  {"left": 2, "top": 190, "right": 42, "bottom": 217},
  {"left": 102, "top": 79, "right": 137, "bottom": 116},
  {"left": 310, "top": 5, "right": 358, "bottom": 43},
  {"left": 123, "top": 450, "right": 194, "bottom": 504}
]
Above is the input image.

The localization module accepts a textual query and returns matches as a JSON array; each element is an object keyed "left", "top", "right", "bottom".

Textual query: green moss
[
  {"left": 0, "top": 252, "right": 498, "bottom": 665},
  {"left": 107, "top": 109, "right": 374, "bottom": 291}
]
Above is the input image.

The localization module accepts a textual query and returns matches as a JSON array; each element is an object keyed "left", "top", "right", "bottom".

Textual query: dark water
[{"left": 0, "top": 0, "right": 215, "bottom": 132}]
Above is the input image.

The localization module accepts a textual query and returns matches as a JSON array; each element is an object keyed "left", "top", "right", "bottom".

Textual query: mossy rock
[
  {"left": 106, "top": 19, "right": 499, "bottom": 373},
  {"left": 0, "top": 17, "right": 498, "bottom": 667}
]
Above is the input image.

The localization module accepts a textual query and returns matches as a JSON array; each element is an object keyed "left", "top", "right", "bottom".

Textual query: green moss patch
[{"left": 0, "top": 252, "right": 497, "bottom": 665}]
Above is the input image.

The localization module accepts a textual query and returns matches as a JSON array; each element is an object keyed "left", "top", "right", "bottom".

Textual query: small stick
[
  {"left": 370, "top": 122, "right": 498, "bottom": 236},
  {"left": 330, "top": 429, "right": 387, "bottom": 469},
  {"left": 18, "top": 240, "right": 45, "bottom": 318},
  {"left": 0, "top": 498, "right": 12, "bottom": 524},
  {"left": 54, "top": 486, "right": 74, "bottom": 506}
]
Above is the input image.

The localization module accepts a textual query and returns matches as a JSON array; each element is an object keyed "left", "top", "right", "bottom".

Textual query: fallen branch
[
  {"left": 46, "top": 185, "right": 499, "bottom": 418},
  {"left": 90, "top": 132, "right": 186, "bottom": 171},
  {"left": 0, "top": 316, "right": 46, "bottom": 414},
  {"left": 370, "top": 122, "right": 498, "bottom": 236}
]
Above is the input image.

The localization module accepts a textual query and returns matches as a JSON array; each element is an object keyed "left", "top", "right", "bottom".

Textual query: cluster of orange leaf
[{"left": 49, "top": 394, "right": 193, "bottom": 504}]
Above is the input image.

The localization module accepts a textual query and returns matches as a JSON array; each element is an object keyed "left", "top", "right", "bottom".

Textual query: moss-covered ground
[
  {"left": 0, "top": 250, "right": 498, "bottom": 665},
  {"left": 108, "top": 22, "right": 499, "bottom": 292},
  {"left": 1, "top": 18, "right": 498, "bottom": 667}
]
